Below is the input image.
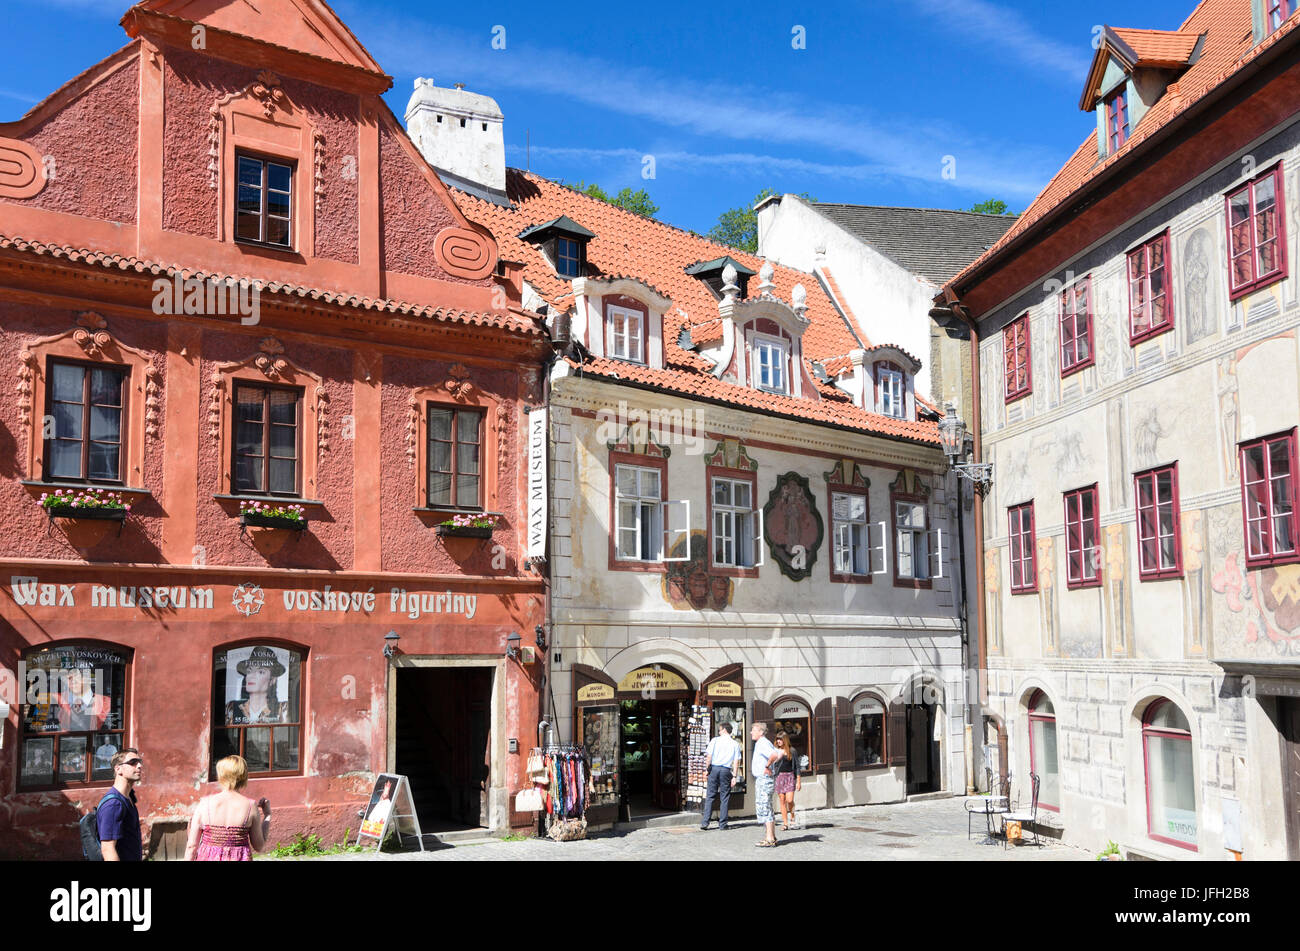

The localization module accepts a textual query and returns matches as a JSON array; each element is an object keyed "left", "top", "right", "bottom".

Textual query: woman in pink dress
[{"left": 184, "top": 755, "right": 271, "bottom": 861}]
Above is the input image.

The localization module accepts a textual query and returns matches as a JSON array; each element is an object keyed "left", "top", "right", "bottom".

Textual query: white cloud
[
  {"left": 342, "top": 2, "right": 1058, "bottom": 201},
  {"left": 916, "top": 0, "right": 1092, "bottom": 80}
]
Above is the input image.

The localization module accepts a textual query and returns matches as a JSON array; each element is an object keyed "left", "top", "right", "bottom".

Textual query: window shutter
[
  {"left": 813, "top": 698, "right": 835, "bottom": 775},
  {"left": 835, "top": 697, "right": 855, "bottom": 770},
  {"left": 661, "top": 499, "right": 690, "bottom": 562},
  {"left": 887, "top": 698, "right": 908, "bottom": 767},
  {"left": 752, "top": 504, "right": 765, "bottom": 567},
  {"left": 997, "top": 726, "right": 1009, "bottom": 788}
]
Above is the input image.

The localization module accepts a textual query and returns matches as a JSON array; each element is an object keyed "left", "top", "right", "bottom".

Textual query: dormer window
[
  {"left": 1105, "top": 88, "right": 1129, "bottom": 153},
  {"left": 608, "top": 305, "right": 644, "bottom": 363},
  {"left": 518, "top": 215, "right": 594, "bottom": 279},
  {"left": 1267, "top": 0, "right": 1294, "bottom": 33},
  {"left": 876, "top": 362, "right": 904, "bottom": 418},
  {"left": 557, "top": 237, "right": 581, "bottom": 278},
  {"left": 754, "top": 336, "right": 787, "bottom": 394},
  {"left": 686, "top": 256, "right": 755, "bottom": 300}
]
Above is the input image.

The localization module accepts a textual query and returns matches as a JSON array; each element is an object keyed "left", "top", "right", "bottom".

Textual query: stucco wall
[
  {"left": 0, "top": 55, "right": 138, "bottom": 224},
  {"left": 976, "top": 122, "right": 1300, "bottom": 859},
  {"left": 757, "top": 197, "right": 937, "bottom": 399}
]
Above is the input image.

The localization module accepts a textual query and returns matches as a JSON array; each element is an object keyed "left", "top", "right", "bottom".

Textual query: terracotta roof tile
[
  {"left": 0, "top": 234, "right": 541, "bottom": 336},
  {"left": 1112, "top": 27, "right": 1202, "bottom": 66},
  {"left": 457, "top": 171, "right": 939, "bottom": 446},
  {"left": 946, "top": 0, "right": 1296, "bottom": 295}
]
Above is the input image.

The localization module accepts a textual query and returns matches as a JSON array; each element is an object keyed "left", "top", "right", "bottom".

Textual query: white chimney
[{"left": 405, "top": 78, "right": 507, "bottom": 203}]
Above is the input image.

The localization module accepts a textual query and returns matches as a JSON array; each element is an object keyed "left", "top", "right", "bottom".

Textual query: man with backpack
[{"left": 95, "top": 748, "right": 144, "bottom": 861}]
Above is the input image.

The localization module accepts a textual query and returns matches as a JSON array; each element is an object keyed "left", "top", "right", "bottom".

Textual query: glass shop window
[{"left": 211, "top": 644, "right": 304, "bottom": 777}]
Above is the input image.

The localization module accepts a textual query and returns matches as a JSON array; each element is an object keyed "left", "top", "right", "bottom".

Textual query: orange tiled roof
[
  {"left": 945, "top": 0, "right": 1299, "bottom": 296},
  {"left": 1112, "top": 27, "right": 1202, "bottom": 66},
  {"left": 0, "top": 234, "right": 542, "bottom": 336},
  {"left": 456, "top": 170, "right": 939, "bottom": 446}
]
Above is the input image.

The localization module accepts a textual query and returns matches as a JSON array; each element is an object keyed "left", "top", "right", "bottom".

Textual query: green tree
[
  {"left": 967, "top": 199, "right": 1012, "bottom": 215},
  {"left": 569, "top": 181, "right": 660, "bottom": 218},
  {"left": 707, "top": 188, "right": 815, "bottom": 254}
]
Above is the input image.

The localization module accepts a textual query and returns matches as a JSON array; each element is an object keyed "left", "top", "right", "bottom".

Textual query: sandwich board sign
[{"left": 355, "top": 773, "right": 424, "bottom": 851}]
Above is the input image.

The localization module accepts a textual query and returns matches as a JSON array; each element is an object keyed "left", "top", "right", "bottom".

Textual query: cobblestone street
[{"left": 308, "top": 797, "right": 1091, "bottom": 862}]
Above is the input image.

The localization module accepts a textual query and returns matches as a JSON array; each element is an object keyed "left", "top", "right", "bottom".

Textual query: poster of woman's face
[{"left": 224, "top": 645, "right": 292, "bottom": 725}]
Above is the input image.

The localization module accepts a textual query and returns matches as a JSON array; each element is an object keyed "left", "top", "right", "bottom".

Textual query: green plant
[
  {"left": 40, "top": 487, "right": 130, "bottom": 512},
  {"left": 259, "top": 831, "right": 366, "bottom": 859},
  {"left": 1096, "top": 840, "right": 1122, "bottom": 861},
  {"left": 439, "top": 513, "right": 499, "bottom": 529},
  {"left": 239, "top": 499, "right": 306, "bottom": 523}
]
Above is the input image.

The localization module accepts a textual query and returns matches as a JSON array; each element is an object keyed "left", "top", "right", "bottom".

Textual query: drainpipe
[{"left": 931, "top": 297, "right": 986, "bottom": 792}]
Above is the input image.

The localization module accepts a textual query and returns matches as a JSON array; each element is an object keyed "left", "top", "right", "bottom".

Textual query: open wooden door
[{"left": 573, "top": 664, "right": 619, "bottom": 826}]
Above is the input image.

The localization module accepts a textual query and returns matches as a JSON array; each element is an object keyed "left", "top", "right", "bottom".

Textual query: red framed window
[
  {"left": 43, "top": 359, "right": 128, "bottom": 484},
  {"left": 1127, "top": 232, "right": 1173, "bottom": 343},
  {"left": 829, "top": 486, "right": 872, "bottom": 583},
  {"left": 1267, "top": 0, "right": 1294, "bottom": 33},
  {"left": 233, "top": 383, "right": 302, "bottom": 497},
  {"left": 1058, "top": 278, "right": 1093, "bottom": 375},
  {"left": 18, "top": 642, "right": 131, "bottom": 791},
  {"left": 1027, "top": 690, "right": 1059, "bottom": 812},
  {"left": 1064, "top": 485, "right": 1101, "bottom": 588},
  {"left": 236, "top": 153, "right": 293, "bottom": 249},
  {"left": 1239, "top": 430, "right": 1299, "bottom": 567},
  {"left": 1134, "top": 464, "right": 1182, "bottom": 580},
  {"left": 1227, "top": 164, "right": 1288, "bottom": 299},
  {"left": 1105, "top": 87, "right": 1129, "bottom": 153},
  {"left": 1003, "top": 313, "right": 1031, "bottom": 402},
  {"left": 427, "top": 405, "right": 484, "bottom": 509},
  {"left": 211, "top": 642, "right": 305, "bottom": 778},
  {"left": 1142, "top": 699, "right": 1197, "bottom": 851},
  {"left": 1008, "top": 502, "right": 1037, "bottom": 593}
]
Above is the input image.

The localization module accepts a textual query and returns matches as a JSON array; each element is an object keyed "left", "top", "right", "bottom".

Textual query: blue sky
[{"left": 4, "top": 0, "right": 1197, "bottom": 233}]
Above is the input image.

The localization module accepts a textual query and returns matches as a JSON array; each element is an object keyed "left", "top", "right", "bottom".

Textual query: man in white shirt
[
  {"left": 699, "top": 722, "right": 741, "bottom": 830},
  {"left": 751, "top": 722, "right": 781, "bottom": 847}
]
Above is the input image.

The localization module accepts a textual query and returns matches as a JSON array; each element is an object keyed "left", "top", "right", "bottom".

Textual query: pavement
[{"left": 303, "top": 796, "right": 1091, "bottom": 861}]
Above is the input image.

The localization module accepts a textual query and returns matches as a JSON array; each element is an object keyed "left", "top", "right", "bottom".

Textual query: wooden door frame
[{"left": 386, "top": 656, "right": 504, "bottom": 832}]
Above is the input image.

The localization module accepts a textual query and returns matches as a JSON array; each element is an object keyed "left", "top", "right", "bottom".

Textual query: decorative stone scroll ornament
[
  {"left": 824, "top": 458, "right": 869, "bottom": 489},
  {"left": 702, "top": 438, "right": 756, "bottom": 471},
  {"left": 495, "top": 402, "right": 509, "bottom": 479},
  {"left": 433, "top": 227, "right": 496, "bottom": 281},
  {"left": 72, "top": 312, "right": 111, "bottom": 357},
  {"left": 0, "top": 137, "right": 48, "bottom": 199},
  {"left": 405, "top": 396, "right": 420, "bottom": 469},
  {"left": 208, "top": 338, "right": 326, "bottom": 494},
  {"left": 444, "top": 364, "right": 475, "bottom": 401},
  {"left": 762, "top": 472, "right": 824, "bottom": 582}
]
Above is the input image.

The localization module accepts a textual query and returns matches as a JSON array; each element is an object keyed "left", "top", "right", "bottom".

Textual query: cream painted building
[{"left": 937, "top": 0, "right": 1300, "bottom": 859}]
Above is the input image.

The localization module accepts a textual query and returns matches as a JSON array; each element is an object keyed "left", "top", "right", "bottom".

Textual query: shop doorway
[
  {"left": 395, "top": 667, "right": 493, "bottom": 830},
  {"left": 1282, "top": 698, "right": 1300, "bottom": 860},
  {"left": 620, "top": 698, "right": 684, "bottom": 816},
  {"left": 906, "top": 700, "right": 941, "bottom": 795}
]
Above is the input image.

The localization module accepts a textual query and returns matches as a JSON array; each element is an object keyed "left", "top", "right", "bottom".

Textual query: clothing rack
[{"left": 532, "top": 746, "right": 590, "bottom": 820}]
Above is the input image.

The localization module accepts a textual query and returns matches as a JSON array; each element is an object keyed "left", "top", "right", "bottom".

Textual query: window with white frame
[
  {"left": 712, "top": 477, "right": 759, "bottom": 568},
  {"left": 614, "top": 465, "right": 662, "bottom": 561},
  {"left": 753, "top": 337, "right": 787, "bottom": 394},
  {"left": 877, "top": 364, "right": 904, "bottom": 418},
  {"left": 831, "top": 491, "right": 870, "bottom": 577},
  {"left": 894, "top": 499, "right": 929, "bottom": 581},
  {"left": 608, "top": 306, "right": 644, "bottom": 363}
]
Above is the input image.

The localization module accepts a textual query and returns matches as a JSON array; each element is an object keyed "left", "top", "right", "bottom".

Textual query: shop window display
[
  {"left": 211, "top": 644, "right": 304, "bottom": 777},
  {"left": 771, "top": 697, "right": 812, "bottom": 773},
  {"left": 19, "top": 644, "right": 129, "bottom": 790},
  {"left": 852, "top": 694, "right": 886, "bottom": 767},
  {"left": 580, "top": 707, "right": 619, "bottom": 808}
]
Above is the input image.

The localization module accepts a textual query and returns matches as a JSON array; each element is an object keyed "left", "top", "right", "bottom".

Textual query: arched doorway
[{"left": 574, "top": 662, "right": 700, "bottom": 820}]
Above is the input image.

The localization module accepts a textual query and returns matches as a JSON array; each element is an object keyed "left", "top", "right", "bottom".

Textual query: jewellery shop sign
[{"left": 6, "top": 575, "right": 481, "bottom": 620}]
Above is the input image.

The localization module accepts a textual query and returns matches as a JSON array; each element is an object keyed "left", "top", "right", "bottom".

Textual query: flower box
[
  {"left": 436, "top": 524, "right": 493, "bottom": 539},
  {"left": 240, "top": 512, "right": 307, "bottom": 531},
  {"left": 45, "top": 504, "right": 127, "bottom": 522}
]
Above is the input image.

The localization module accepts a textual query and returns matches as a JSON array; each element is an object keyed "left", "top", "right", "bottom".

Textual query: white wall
[{"left": 758, "top": 196, "right": 938, "bottom": 400}]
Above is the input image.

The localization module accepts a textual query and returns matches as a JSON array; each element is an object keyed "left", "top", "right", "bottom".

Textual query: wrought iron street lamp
[{"left": 938, "top": 403, "right": 993, "bottom": 495}]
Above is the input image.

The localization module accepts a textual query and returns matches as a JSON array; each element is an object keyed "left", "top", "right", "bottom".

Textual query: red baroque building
[{"left": 0, "top": 0, "right": 547, "bottom": 858}]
